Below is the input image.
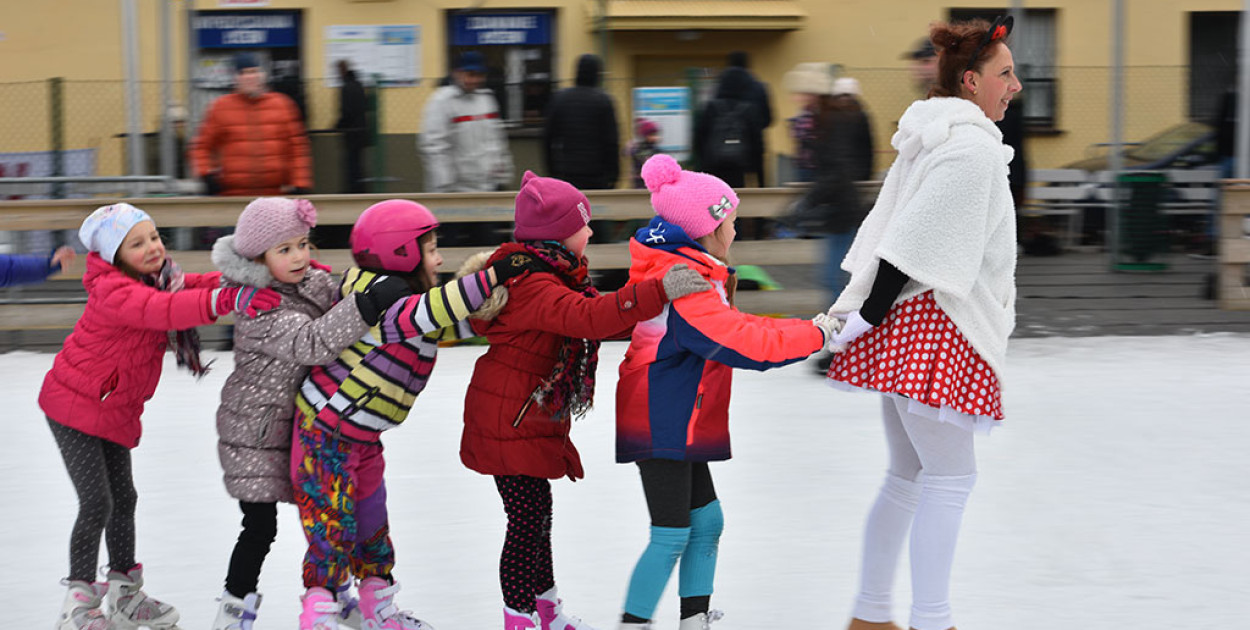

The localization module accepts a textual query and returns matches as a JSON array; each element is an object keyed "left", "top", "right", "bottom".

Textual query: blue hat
[
  {"left": 233, "top": 53, "right": 260, "bottom": 73},
  {"left": 79, "top": 203, "right": 154, "bottom": 264},
  {"left": 456, "top": 51, "right": 486, "bottom": 73}
]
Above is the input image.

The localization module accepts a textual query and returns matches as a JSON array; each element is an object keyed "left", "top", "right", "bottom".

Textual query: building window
[
  {"left": 446, "top": 10, "right": 555, "bottom": 127},
  {"left": 1189, "top": 12, "right": 1238, "bottom": 122},
  {"left": 950, "top": 8, "right": 1057, "bottom": 130}
]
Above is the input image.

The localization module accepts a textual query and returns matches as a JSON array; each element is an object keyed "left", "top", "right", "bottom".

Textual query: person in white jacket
[
  {"left": 419, "top": 51, "right": 514, "bottom": 192},
  {"left": 822, "top": 16, "right": 1021, "bottom": 630}
]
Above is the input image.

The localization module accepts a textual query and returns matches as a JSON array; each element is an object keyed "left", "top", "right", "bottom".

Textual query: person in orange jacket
[{"left": 190, "top": 53, "right": 312, "bottom": 197}]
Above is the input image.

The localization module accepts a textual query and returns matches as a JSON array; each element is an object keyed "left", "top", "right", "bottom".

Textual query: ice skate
[
  {"left": 300, "top": 587, "right": 341, "bottom": 630},
  {"left": 677, "top": 610, "right": 723, "bottom": 630},
  {"left": 104, "top": 564, "right": 181, "bottom": 630},
  {"left": 504, "top": 605, "right": 537, "bottom": 630},
  {"left": 212, "top": 591, "right": 260, "bottom": 630},
  {"left": 616, "top": 621, "right": 652, "bottom": 630},
  {"left": 535, "top": 587, "right": 597, "bottom": 630},
  {"left": 335, "top": 577, "right": 362, "bottom": 629},
  {"left": 357, "top": 577, "right": 435, "bottom": 630},
  {"left": 56, "top": 580, "right": 110, "bottom": 630},
  {"left": 848, "top": 621, "right": 903, "bottom": 630}
]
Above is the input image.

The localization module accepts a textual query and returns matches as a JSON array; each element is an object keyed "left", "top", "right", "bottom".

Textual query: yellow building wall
[{"left": 0, "top": 0, "right": 1242, "bottom": 177}]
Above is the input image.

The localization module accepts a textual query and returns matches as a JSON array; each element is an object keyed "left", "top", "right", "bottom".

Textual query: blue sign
[
  {"left": 451, "top": 12, "right": 551, "bottom": 46},
  {"left": 196, "top": 11, "right": 299, "bottom": 49}
]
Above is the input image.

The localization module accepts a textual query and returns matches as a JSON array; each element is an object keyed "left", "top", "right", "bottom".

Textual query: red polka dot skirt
[{"left": 827, "top": 291, "right": 1004, "bottom": 428}]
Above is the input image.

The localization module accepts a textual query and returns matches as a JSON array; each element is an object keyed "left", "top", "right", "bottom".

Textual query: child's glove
[
  {"left": 661, "top": 264, "right": 712, "bottom": 300},
  {"left": 308, "top": 259, "right": 332, "bottom": 273},
  {"left": 811, "top": 313, "right": 843, "bottom": 348},
  {"left": 828, "top": 310, "right": 873, "bottom": 351},
  {"left": 354, "top": 276, "right": 412, "bottom": 326},
  {"left": 491, "top": 252, "right": 546, "bottom": 283},
  {"left": 211, "top": 286, "right": 282, "bottom": 318}
]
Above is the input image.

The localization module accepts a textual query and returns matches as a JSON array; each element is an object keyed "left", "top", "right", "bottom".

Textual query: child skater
[
  {"left": 457, "top": 171, "right": 713, "bottom": 630},
  {"left": 1, "top": 245, "right": 75, "bottom": 286},
  {"left": 614, "top": 155, "right": 841, "bottom": 630},
  {"left": 209, "top": 197, "right": 411, "bottom": 630},
  {"left": 42, "top": 202, "right": 281, "bottom": 630},
  {"left": 290, "top": 199, "right": 540, "bottom": 630}
]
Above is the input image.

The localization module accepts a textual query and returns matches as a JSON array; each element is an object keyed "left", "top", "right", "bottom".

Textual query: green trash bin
[{"left": 1113, "top": 170, "right": 1169, "bottom": 271}]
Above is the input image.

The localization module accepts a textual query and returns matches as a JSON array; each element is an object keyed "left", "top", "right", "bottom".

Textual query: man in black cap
[
  {"left": 419, "top": 50, "right": 514, "bottom": 192},
  {"left": 904, "top": 37, "right": 939, "bottom": 94}
]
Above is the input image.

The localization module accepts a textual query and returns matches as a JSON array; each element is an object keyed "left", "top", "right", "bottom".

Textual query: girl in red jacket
[
  {"left": 459, "top": 171, "right": 712, "bottom": 630},
  {"left": 614, "top": 155, "right": 840, "bottom": 630},
  {"left": 40, "top": 203, "right": 280, "bottom": 630}
]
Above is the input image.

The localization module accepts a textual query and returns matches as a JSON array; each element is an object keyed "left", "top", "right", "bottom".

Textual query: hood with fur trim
[
  {"left": 456, "top": 250, "right": 509, "bottom": 320},
  {"left": 212, "top": 235, "right": 275, "bottom": 288}
]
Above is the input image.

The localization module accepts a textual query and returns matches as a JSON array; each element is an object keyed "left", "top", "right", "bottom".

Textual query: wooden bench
[{"left": 1023, "top": 168, "right": 1094, "bottom": 249}]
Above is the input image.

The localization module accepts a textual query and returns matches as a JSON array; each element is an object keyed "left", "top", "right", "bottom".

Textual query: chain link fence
[{"left": 0, "top": 66, "right": 1206, "bottom": 189}]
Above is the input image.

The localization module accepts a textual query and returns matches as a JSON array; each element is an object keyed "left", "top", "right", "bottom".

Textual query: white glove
[
  {"left": 810, "top": 313, "right": 842, "bottom": 348},
  {"left": 828, "top": 310, "right": 874, "bottom": 352}
]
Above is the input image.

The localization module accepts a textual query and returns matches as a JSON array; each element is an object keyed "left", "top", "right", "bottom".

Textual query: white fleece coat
[{"left": 831, "top": 97, "right": 1017, "bottom": 380}]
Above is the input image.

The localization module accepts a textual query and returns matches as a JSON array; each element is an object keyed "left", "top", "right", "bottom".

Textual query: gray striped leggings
[{"left": 47, "top": 418, "right": 137, "bottom": 582}]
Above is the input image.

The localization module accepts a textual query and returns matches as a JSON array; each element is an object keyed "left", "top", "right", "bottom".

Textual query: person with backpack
[{"left": 694, "top": 67, "right": 763, "bottom": 189}]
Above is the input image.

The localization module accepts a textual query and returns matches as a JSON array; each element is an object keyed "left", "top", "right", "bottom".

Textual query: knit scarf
[
  {"left": 144, "top": 258, "right": 212, "bottom": 378},
  {"left": 517, "top": 240, "right": 601, "bottom": 421}
]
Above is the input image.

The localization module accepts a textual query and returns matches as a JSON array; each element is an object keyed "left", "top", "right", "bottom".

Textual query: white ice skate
[
  {"left": 677, "top": 610, "right": 723, "bottom": 630},
  {"left": 212, "top": 591, "right": 261, "bottom": 630},
  {"left": 56, "top": 580, "right": 110, "bottom": 630},
  {"left": 616, "top": 621, "right": 652, "bottom": 630},
  {"left": 104, "top": 564, "right": 181, "bottom": 630},
  {"left": 535, "top": 587, "right": 597, "bottom": 630}
]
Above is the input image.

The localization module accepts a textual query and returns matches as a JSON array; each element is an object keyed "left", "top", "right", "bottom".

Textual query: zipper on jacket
[
  {"left": 687, "top": 390, "right": 704, "bottom": 446},
  {"left": 513, "top": 389, "right": 539, "bottom": 427}
]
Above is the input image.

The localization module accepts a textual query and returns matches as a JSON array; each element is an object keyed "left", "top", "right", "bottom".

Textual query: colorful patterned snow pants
[{"left": 291, "top": 412, "right": 394, "bottom": 589}]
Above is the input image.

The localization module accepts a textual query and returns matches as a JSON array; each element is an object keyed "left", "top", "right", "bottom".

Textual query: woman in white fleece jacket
[{"left": 822, "top": 17, "right": 1022, "bottom": 630}]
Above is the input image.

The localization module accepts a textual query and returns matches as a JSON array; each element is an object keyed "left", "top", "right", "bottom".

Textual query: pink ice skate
[
  {"left": 357, "top": 577, "right": 434, "bottom": 630},
  {"left": 535, "top": 587, "right": 597, "bottom": 630},
  {"left": 300, "top": 587, "right": 342, "bottom": 630}
]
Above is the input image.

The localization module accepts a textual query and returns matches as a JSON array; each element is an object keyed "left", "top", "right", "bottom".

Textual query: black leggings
[
  {"left": 637, "top": 460, "right": 717, "bottom": 528},
  {"left": 47, "top": 418, "right": 138, "bottom": 582},
  {"left": 225, "top": 501, "right": 278, "bottom": 597},
  {"left": 494, "top": 475, "right": 555, "bottom": 613}
]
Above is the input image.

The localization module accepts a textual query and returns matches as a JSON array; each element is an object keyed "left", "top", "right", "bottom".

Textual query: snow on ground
[{"left": 3, "top": 335, "right": 1249, "bottom": 629}]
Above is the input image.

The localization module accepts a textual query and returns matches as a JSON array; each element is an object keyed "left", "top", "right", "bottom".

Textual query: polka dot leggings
[
  {"left": 47, "top": 418, "right": 137, "bottom": 582},
  {"left": 494, "top": 475, "right": 555, "bottom": 613}
]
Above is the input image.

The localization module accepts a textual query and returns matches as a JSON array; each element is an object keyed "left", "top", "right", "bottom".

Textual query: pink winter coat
[{"left": 39, "top": 253, "right": 222, "bottom": 448}]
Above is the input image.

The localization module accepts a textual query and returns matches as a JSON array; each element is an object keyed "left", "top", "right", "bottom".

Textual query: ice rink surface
[{"left": 4, "top": 335, "right": 1248, "bottom": 628}]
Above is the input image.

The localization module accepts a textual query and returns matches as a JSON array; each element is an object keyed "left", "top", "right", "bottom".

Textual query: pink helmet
[{"left": 350, "top": 200, "right": 439, "bottom": 273}]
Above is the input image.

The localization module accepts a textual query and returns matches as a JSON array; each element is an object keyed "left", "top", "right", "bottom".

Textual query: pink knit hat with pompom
[
  {"left": 640, "top": 154, "right": 739, "bottom": 239},
  {"left": 232, "top": 197, "right": 318, "bottom": 258}
]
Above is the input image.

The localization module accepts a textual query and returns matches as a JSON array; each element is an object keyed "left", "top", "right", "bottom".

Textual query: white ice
[{"left": 3, "top": 335, "right": 1248, "bottom": 628}]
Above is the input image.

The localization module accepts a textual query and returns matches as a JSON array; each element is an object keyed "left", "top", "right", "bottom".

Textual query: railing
[{"left": 0, "top": 186, "right": 868, "bottom": 332}]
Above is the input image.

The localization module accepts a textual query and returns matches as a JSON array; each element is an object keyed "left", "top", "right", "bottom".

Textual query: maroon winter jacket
[{"left": 460, "top": 245, "right": 669, "bottom": 480}]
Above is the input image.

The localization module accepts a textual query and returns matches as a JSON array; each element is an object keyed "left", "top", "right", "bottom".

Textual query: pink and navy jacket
[
  {"left": 615, "top": 217, "right": 824, "bottom": 463},
  {"left": 40, "top": 253, "right": 222, "bottom": 448},
  {"left": 295, "top": 267, "right": 494, "bottom": 444}
]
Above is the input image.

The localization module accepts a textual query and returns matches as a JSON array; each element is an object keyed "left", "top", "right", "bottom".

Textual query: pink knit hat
[
  {"left": 641, "top": 154, "right": 739, "bottom": 239},
  {"left": 513, "top": 171, "right": 592, "bottom": 242},
  {"left": 233, "top": 197, "right": 318, "bottom": 258}
]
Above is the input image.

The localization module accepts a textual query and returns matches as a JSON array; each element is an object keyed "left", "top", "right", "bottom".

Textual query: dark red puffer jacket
[
  {"left": 190, "top": 91, "right": 311, "bottom": 195},
  {"left": 460, "top": 245, "right": 668, "bottom": 480}
]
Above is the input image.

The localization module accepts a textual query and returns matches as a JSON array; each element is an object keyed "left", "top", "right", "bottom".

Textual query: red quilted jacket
[
  {"left": 40, "top": 254, "right": 222, "bottom": 448},
  {"left": 189, "top": 91, "right": 311, "bottom": 196},
  {"left": 460, "top": 245, "right": 669, "bottom": 480}
]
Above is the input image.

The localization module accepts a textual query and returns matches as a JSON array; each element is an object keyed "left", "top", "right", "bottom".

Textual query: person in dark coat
[
  {"left": 727, "top": 51, "right": 772, "bottom": 185},
  {"left": 694, "top": 66, "right": 763, "bottom": 189},
  {"left": 542, "top": 54, "right": 620, "bottom": 190},
  {"left": 335, "top": 60, "right": 370, "bottom": 194}
]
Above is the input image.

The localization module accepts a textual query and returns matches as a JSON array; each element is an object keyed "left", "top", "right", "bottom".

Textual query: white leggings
[{"left": 852, "top": 396, "right": 978, "bottom": 630}]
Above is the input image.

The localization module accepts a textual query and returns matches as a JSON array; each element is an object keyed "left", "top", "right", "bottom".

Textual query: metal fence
[{"left": 0, "top": 65, "right": 1204, "bottom": 185}]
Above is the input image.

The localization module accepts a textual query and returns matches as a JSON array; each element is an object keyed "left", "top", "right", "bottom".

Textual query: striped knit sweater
[{"left": 295, "top": 267, "right": 493, "bottom": 443}]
